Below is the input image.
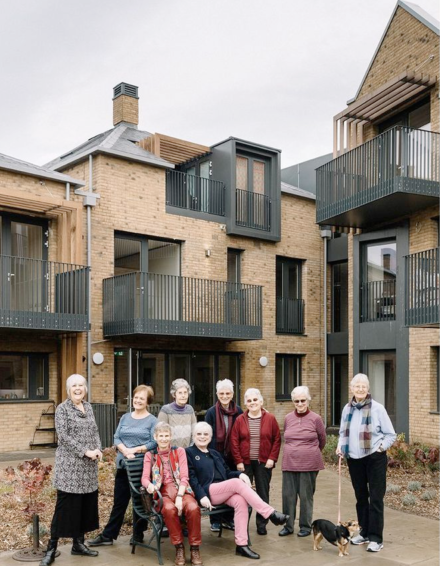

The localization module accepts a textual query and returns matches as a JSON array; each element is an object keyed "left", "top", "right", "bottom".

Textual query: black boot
[
  {"left": 235, "top": 545, "right": 260, "bottom": 560},
  {"left": 40, "top": 539, "right": 58, "bottom": 566},
  {"left": 71, "top": 536, "right": 99, "bottom": 557},
  {"left": 269, "top": 511, "right": 289, "bottom": 526}
]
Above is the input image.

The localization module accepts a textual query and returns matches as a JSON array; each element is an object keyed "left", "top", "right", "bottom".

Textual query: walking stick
[{"left": 337, "top": 455, "right": 342, "bottom": 525}]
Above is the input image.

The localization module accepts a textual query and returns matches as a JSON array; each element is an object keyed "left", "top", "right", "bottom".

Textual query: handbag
[{"left": 139, "top": 486, "right": 153, "bottom": 513}]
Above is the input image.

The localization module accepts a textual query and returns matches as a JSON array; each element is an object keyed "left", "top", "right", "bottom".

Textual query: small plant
[
  {"left": 407, "top": 481, "right": 422, "bottom": 492},
  {"left": 386, "top": 484, "right": 401, "bottom": 494},
  {"left": 322, "top": 434, "right": 340, "bottom": 465},
  {"left": 402, "top": 494, "right": 417, "bottom": 506},
  {"left": 420, "top": 490, "right": 435, "bottom": 501}
]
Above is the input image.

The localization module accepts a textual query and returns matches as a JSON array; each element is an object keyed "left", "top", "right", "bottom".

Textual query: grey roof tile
[
  {"left": 281, "top": 181, "right": 316, "bottom": 200},
  {"left": 0, "top": 152, "right": 85, "bottom": 186}
]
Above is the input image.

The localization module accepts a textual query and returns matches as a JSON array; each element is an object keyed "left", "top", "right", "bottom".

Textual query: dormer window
[{"left": 236, "top": 155, "right": 267, "bottom": 194}]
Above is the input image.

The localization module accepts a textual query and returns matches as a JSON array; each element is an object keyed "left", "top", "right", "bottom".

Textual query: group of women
[{"left": 40, "top": 372, "right": 395, "bottom": 566}]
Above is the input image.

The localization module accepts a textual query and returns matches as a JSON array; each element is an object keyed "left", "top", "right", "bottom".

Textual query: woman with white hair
[
  {"left": 336, "top": 374, "right": 396, "bottom": 553},
  {"left": 279, "top": 385, "right": 326, "bottom": 538},
  {"left": 40, "top": 374, "right": 102, "bottom": 566},
  {"left": 230, "top": 388, "right": 281, "bottom": 536},
  {"left": 158, "top": 379, "right": 196, "bottom": 448},
  {"left": 204, "top": 379, "right": 243, "bottom": 531},
  {"left": 187, "top": 422, "right": 288, "bottom": 560}
]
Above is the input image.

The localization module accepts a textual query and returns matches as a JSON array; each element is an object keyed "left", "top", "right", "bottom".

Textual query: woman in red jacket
[{"left": 230, "top": 388, "right": 281, "bottom": 535}]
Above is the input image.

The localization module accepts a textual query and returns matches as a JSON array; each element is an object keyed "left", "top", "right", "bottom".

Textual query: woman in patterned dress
[{"left": 40, "top": 374, "right": 102, "bottom": 566}]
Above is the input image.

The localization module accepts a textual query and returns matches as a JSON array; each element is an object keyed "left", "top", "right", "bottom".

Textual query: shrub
[
  {"left": 322, "top": 435, "right": 340, "bottom": 465},
  {"left": 386, "top": 484, "right": 401, "bottom": 494},
  {"left": 420, "top": 490, "right": 435, "bottom": 501},
  {"left": 407, "top": 481, "right": 422, "bottom": 492},
  {"left": 402, "top": 494, "right": 417, "bottom": 506}
]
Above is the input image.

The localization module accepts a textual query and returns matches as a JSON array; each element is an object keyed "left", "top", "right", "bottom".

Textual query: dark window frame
[
  {"left": 0, "top": 352, "right": 49, "bottom": 402},
  {"left": 227, "top": 248, "right": 243, "bottom": 284},
  {"left": 331, "top": 261, "right": 348, "bottom": 333},
  {"left": 275, "top": 354, "right": 303, "bottom": 401}
]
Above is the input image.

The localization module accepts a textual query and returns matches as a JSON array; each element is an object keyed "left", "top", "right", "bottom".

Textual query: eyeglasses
[
  {"left": 293, "top": 399, "right": 307, "bottom": 404},
  {"left": 246, "top": 398, "right": 259, "bottom": 403}
]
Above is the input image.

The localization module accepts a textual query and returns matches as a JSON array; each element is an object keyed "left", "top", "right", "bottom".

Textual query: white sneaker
[
  {"left": 351, "top": 535, "right": 370, "bottom": 545},
  {"left": 367, "top": 542, "right": 383, "bottom": 552}
]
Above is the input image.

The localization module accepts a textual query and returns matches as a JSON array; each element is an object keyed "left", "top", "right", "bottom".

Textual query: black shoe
[
  {"left": 278, "top": 527, "right": 293, "bottom": 537},
  {"left": 161, "top": 525, "right": 169, "bottom": 538},
  {"left": 88, "top": 533, "right": 113, "bottom": 547},
  {"left": 297, "top": 529, "right": 311, "bottom": 537},
  {"left": 40, "top": 539, "right": 58, "bottom": 566},
  {"left": 269, "top": 511, "right": 289, "bottom": 526},
  {"left": 71, "top": 539, "right": 99, "bottom": 557},
  {"left": 221, "top": 520, "right": 235, "bottom": 531},
  {"left": 236, "top": 545, "right": 260, "bottom": 559},
  {"left": 256, "top": 526, "right": 267, "bottom": 535},
  {"left": 129, "top": 534, "right": 144, "bottom": 545}
]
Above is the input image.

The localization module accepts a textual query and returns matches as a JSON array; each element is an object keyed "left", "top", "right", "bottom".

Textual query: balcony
[
  {"left": 236, "top": 189, "right": 271, "bottom": 231},
  {"left": 317, "top": 127, "right": 439, "bottom": 228},
  {"left": 0, "top": 255, "right": 89, "bottom": 331},
  {"left": 276, "top": 298, "right": 305, "bottom": 334},
  {"left": 166, "top": 170, "right": 225, "bottom": 216},
  {"left": 360, "top": 279, "right": 396, "bottom": 323},
  {"left": 405, "top": 247, "right": 439, "bottom": 327},
  {"left": 103, "top": 272, "right": 262, "bottom": 340}
]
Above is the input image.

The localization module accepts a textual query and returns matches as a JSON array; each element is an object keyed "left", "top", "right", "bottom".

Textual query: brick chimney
[{"left": 113, "top": 82, "right": 139, "bottom": 127}]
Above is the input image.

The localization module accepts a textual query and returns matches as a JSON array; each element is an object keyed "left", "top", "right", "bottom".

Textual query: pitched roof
[
  {"left": 281, "top": 181, "right": 316, "bottom": 201},
  {"left": 45, "top": 123, "right": 174, "bottom": 171},
  {"left": 348, "top": 0, "right": 440, "bottom": 104},
  {"left": 0, "top": 152, "right": 85, "bottom": 186}
]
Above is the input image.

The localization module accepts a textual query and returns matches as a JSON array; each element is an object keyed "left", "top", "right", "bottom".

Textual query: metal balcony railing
[
  {"left": 236, "top": 189, "right": 271, "bottom": 231},
  {"left": 0, "top": 255, "right": 89, "bottom": 331},
  {"left": 103, "top": 272, "right": 262, "bottom": 339},
  {"left": 317, "top": 127, "right": 440, "bottom": 224},
  {"left": 166, "top": 170, "right": 226, "bottom": 216},
  {"left": 360, "top": 279, "right": 396, "bottom": 322},
  {"left": 276, "top": 298, "right": 305, "bottom": 334},
  {"left": 405, "top": 247, "right": 439, "bottom": 326}
]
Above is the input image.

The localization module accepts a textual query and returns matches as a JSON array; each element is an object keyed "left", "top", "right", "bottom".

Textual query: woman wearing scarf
[
  {"left": 336, "top": 373, "right": 396, "bottom": 554},
  {"left": 141, "top": 422, "right": 202, "bottom": 566},
  {"left": 205, "top": 379, "right": 243, "bottom": 532}
]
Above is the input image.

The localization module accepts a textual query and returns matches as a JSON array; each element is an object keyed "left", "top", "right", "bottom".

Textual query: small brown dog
[{"left": 311, "top": 519, "right": 359, "bottom": 557}]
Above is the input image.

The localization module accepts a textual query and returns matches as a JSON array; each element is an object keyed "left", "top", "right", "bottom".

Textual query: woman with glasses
[
  {"left": 336, "top": 374, "right": 396, "bottom": 553},
  {"left": 230, "top": 388, "right": 281, "bottom": 536},
  {"left": 279, "top": 385, "right": 326, "bottom": 538}
]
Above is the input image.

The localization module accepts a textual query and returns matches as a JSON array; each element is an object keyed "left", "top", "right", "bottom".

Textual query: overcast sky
[{"left": 0, "top": 0, "right": 438, "bottom": 169}]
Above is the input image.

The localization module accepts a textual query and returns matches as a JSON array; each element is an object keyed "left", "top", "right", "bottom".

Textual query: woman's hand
[
  {"left": 237, "top": 463, "right": 245, "bottom": 472},
  {"left": 85, "top": 449, "right": 102, "bottom": 461},
  {"left": 265, "top": 459, "right": 274, "bottom": 469},
  {"left": 200, "top": 496, "right": 213, "bottom": 511},
  {"left": 146, "top": 483, "right": 156, "bottom": 494},
  {"left": 335, "top": 446, "right": 343, "bottom": 457},
  {"left": 175, "top": 495, "right": 183, "bottom": 516},
  {"left": 239, "top": 473, "right": 251, "bottom": 487},
  {"left": 126, "top": 453, "right": 136, "bottom": 459}
]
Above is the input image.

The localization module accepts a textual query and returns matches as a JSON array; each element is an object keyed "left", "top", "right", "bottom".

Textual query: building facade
[{"left": 317, "top": 1, "right": 439, "bottom": 443}]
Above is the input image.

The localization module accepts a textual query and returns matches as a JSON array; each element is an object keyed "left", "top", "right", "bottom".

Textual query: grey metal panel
[
  {"left": 281, "top": 181, "right": 316, "bottom": 200},
  {"left": 281, "top": 153, "right": 332, "bottom": 195},
  {"left": 91, "top": 403, "right": 117, "bottom": 448},
  {"left": 327, "top": 331, "right": 349, "bottom": 355},
  {"left": 405, "top": 247, "right": 439, "bottom": 326},
  {"left": 165, "top": 206, "right": 225, "bottom": 224},
  {"left": 327, "top": 237, "right": 348, "bottom": 263}
]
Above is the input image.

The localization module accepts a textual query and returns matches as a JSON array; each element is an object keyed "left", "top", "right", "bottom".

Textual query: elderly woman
[
  {"left": 230, "top": 388, "right": 281, "bottom": 536},
  {"left": 141, "top": 422, "right": 202, "bottom": 566},
  {"left": 187, "top": 422, "right": 288, "bottom": 560},
  {"left": 205, "top": 379, "right": 243, "bottom": 532},
  {"left": 336, "top": 373, "right": 396, "bottom": 553},
  {"left": 158, "top": 379, "right": 196, "bottom": 448},
  {"left": 279, "top": 386, "right": 326, "bottom": 538},
  {"left": 88, "top": 385, "right": 157, "bottom": 547},
  {"left": 40, "top": 374, "right": 102, "bottom": 566}
]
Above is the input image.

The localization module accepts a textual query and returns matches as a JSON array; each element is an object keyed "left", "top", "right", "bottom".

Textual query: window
[
  {"left": 227, "top": 249, "right": 242, "bottom": 284},
  {"left": 364, "top": 351, "right": 396, "bottom": 427},
  {"left": 433, "top": 347, "right": 440, "bottom": 414},
  {"left": 276, "top": 257, "right": 304, "bottom": 334},
  {"left": 331, "top": 355, "right": 349, "bottom": 426},
  {"left": 332, "top": 262, "right": 348, "bottom": 332},
  {"left": 361, "top": 240, "right": 396, "bottom": 322},
  {"left": 276, "top": 354, "right": 302, "bottom": 400},
  {"left": 0, "top": 354, "right": 48, "bottom": 401}
]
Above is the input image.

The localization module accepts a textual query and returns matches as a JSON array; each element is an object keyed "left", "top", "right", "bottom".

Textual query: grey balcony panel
[
  {"left": 317, "top": 127, "right": 440, "bottom": 227},
  {"left": 236, "top": 189, "right": 271, "bottom": 231},
  {"left": 103, "top": 272, "right": 263, "bottom": 340},
  {"left": 166, "top": 170, "right": 226, "bottom": 216},
  {"left": 276, "top": 298, "right": 305, "bottom": 334},
  {"left": 0, "top": 255, "right": 89, "bottom": 332},
  {"left": 405, "top": 247, "right": 439, "bottom": 327}
]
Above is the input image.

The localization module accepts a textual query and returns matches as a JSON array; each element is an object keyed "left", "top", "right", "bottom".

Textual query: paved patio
[{"left": 0, "top": 451, "right": 438, "bottom": 566}]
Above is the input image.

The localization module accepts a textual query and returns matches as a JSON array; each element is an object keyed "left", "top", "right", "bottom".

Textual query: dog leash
[{"left": 337, "top": 455, "right": 342, "bottom": 525}]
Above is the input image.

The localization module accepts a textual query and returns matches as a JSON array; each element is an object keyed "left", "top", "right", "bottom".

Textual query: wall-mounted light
[
  {"left": 205, "top": 249, "right": 211, "bottom": 257},
  {"left": 92, "top": 352, "right": 104, "bottom": 365},
  {"left": 259, "top": 356, "right": 268, "bottom": 367}
]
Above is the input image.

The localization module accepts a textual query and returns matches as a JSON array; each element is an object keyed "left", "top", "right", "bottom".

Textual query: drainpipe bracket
[{"left": 74, "top": 189, "right": 101, "bottom": 207}]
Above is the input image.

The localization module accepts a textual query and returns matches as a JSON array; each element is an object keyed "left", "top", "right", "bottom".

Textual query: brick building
[{"left": 316, "top": 0, "right": 439, "bottom": 443}]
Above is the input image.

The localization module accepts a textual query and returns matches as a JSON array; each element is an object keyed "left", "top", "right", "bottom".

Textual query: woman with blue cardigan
[{"left": 186, "top": 422, "right": 288, "bottom": 560}]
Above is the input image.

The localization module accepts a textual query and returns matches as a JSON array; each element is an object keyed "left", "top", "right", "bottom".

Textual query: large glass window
[
  {"left": 331, "top": 355, "right": 349, "bottom": 426},
  {"left": 332, "top": 262, "right": 348, "bottom": 332},
  {"left": 276, "top": 354, "right": 302, "bottom": 401},
  {"left": 364, "top": 351, "right": 396, "bottom": 427},
  {"left": 361, "top": 240, "right": 397, "bottom": 322},
  {"left": 0, "top": 354, "right": 48, "bottom": 401},
  {"left": 276, "top": 257, "right": 303, "bottom": 334}
]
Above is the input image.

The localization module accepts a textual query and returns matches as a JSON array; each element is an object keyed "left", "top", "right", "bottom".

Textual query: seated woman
[
  {"left": 141, "top": 422, "right": 202, "bottom": 566},
  {"left": 186, "top": 422, "right": 289, "bottom": 560}
]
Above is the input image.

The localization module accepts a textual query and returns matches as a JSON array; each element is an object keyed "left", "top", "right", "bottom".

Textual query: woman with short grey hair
[
  {"left": 158, "top": 378, "right": 196, "bottom": 448},
  {"left": 40, "top": 374, "right": 102, "bottom": 566},
  {"left": 279, "top": 385, "right": 326, "bottom": 538}
]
